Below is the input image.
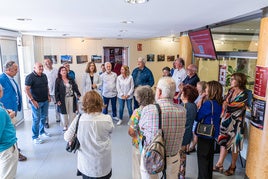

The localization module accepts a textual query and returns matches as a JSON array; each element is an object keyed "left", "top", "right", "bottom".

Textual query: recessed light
[
  {"left": 121, "top": 20, "right": 134, "bottom": 24},
  {"left": 120, "top": 30, "right": 128, "bottom": 33},
  {"left": 16, "top": 18, "right": 32, "bottom": 21},
  {"left": 125, "top": 0, "right": 149, "bottom": 4},
  {"left": 245, "top": 28, "right": 250, "bottom": 31},
  {"left": 62, "top": 34, "right": 69, "bottom": 36},
  {"left": 46, "top": 28, "right": 56, "bottom": 31}
]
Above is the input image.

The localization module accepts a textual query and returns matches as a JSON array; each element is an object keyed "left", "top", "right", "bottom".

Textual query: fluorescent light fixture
[
  {"left": 17, "top": 18, "right": 32, "bottom": 21},
  {"left": 121, "top": 20, "right": 134, "bottom": 24},
  {"left": 125, "top": 0, "right": 149, "bottom": 4},
  {"left": 120, "top": 30, "right": 128, "bottom": 32}
]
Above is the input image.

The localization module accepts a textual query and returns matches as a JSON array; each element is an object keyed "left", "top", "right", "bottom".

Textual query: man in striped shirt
[{"left": 139, "top": 77, "right": 186, "bottom": 179}]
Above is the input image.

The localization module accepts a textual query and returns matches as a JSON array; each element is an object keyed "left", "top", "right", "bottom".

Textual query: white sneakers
[
  {"left": 113, "top": 117, "right": 120, "bottom": 121},
  {"left": 117, "top": 120, "right": 123, "bottom": 126},
  {"left": 33, "top": 138, "right": 44, "bottom": 144},
  {"left": 40, "top": 132, "right": 51, "bottom": 138}
]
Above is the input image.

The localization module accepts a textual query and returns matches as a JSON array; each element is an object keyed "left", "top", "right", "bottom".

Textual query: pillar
[
  {"left": 245, "top": 7, "right": 268, "bottom": 179},
  {"left": 179, "top": 34, "right": 192, "bottom": 67}
]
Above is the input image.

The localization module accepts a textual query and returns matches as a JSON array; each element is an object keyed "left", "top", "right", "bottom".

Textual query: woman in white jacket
[
  {"left": 116, "top": 65, "right": 134, "bottom": 125},
  {"left": 64, "top": 91, "right": 114, "bottom": 179},
  {"left": 82, "top": 62, "right": 102, "bottom": 95}
]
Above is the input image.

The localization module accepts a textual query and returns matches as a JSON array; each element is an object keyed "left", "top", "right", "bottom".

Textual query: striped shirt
[{"left": 139, "top": 98, "right": 186, "bottom": 156}]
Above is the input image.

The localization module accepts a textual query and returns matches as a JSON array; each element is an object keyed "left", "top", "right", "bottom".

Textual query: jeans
[
  {"left": 31, "top": 101, "right": 49, "bottom": 139},
  {"left": 102, "top": 96, "right": 117, "bottom": 117},
  {"left": 118, "top": 98, "right": 133, "bottom": 120},
  {"left": 133, "top": 96, "right": 139, "bottom": 110}
]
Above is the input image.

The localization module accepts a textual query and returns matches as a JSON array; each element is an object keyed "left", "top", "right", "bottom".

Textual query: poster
[
  {"left": 254, "top": 66, "right": 268, "bottom": 99},
  {"left": 251, "top": 98, "right": 266, "bottom": 130},
  {"left": 218, "top": 65, "right": 227, "bottom": 86}
]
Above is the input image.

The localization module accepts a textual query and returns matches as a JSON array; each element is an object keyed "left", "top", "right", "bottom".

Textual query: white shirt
[
  {"left": 100, "top": 71, "right": 117, "bottom": 98},
  {"left": 116, "top": 75, "right": 134, "bottom": 99},
  {"left": 43, "top": 67, "right": 58, "bottom": 95},
  {"left": 82, "top": 73, "right": 102, "bottom": 95},
  {"left": 64, "top": 113, "right": 114, "bottom": 177},
  {"left": 172, "top": 68, "right": 187, "bottom": 92}
]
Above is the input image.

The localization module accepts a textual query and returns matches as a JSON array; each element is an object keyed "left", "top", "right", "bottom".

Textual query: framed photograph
[
  {"left": 60, "top": 55, "right": 72, "bottom": 64},
  {"left": 44, "top": 55, "right": 57, "bottom": 64},
  {"left": 91, "top": 55, "right": 102, "bottom": 63},
  {"left": 147, "top": 54, "right": 155, "bottom": 62},
  {"left": 157, "top": 54, "right": 165, "bottom": 62},
  {"left": 76, "top": 55, "right": 88, "bottom": 64},
  {"left": 167, "top": 55, "right": 175, "bottom": 62}
]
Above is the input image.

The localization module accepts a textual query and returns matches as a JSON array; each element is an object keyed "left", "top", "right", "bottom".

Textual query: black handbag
[
  {"left": 66, "top": 114, "right": 81, "bottom": 153},
  {"left": 196, "top": 100, "right": 215, "bottom": 138}
]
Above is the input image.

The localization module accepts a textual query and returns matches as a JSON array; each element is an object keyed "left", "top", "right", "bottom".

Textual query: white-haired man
[
  {"left": 139, "top": 77, "right": 186, "bottom": 179},
  {"left": 132, "top": 57, "right": 154, "bottom": 109}
]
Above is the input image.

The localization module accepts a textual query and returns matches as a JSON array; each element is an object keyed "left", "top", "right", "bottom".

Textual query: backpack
[{"left": 143, "top": 104, "right": 166, "bottom": 177}]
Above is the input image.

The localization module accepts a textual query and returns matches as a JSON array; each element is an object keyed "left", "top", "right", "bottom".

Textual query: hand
[
  {"left": 31, "top": 100, "right": 39, "bottom": 109},
  {"left": 7, "top": 109, "right": 15, "bottom": 118},
  {"left": 92, "top": 84, "right": 97, "bottom": 89},
  {"left": 57, "top": 101, "right": 62, "bottom": 106}
]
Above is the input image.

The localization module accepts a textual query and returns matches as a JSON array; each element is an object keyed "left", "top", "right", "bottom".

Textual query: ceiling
[{"left": 0, "top": 0, "right": 267, "bottom": 39}]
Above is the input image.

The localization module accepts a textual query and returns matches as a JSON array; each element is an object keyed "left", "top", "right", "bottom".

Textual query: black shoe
[
  {"left": 45, "top": 123, "right": 49, "bottom": 128},
  {"left": 56, "top": 119, "right": 60, "bottom": 122}
]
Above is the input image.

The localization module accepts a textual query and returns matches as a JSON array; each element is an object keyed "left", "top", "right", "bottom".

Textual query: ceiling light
[
  {"left": 125, "top": 0, "right": 149, "bottom": 4},
  {"left": 62, "top": 34, "right": 69, "bottom": 36},
  {"left": 46, "top": 28, "right": 56, "bottom": 31},
  {"left": 121, "top": 20, "right": 134, "bottom": 24},
  {"left": 16, "top": 18, "right": 32, "bottom": 21},
  {"left": 120, "top": 30, "right": 128, "bottom": 33}
]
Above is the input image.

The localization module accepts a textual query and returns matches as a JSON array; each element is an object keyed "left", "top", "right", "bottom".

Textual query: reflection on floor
[{"left": 16, "top": 108, "right": 245, "bottom": 179}]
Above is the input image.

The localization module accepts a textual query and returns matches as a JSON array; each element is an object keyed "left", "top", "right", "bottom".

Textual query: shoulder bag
[{"left": 66, "top": 113, "right": 81, "bottom": 153}]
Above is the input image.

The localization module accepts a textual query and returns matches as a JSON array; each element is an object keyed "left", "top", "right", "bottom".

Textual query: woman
[
  {"left": 116, "top": 65, "right": 134, "bottom": 125},
  {"left": 214, "top": 73, "right": 248, "bottom": 176},
  {"left": 179, "top": 85, "right": 198, "bottom": 179},
  {"left": 128, "top": 86, "right": 154, "bottom": 179},
  {"left": 189, "top": 81, "right": 207, "bottom": 153},
  {"left": 82, "top": 62, "right": 102, "bottom": 95},
  {"left": 196, "top": 81, "right": 223, "bottom": 179},
  {"left": 55, "top": 66, "right": 81, "bottom": 131},
  {"left": 64, "top": 91, "right": 114, "bottom": 179}
]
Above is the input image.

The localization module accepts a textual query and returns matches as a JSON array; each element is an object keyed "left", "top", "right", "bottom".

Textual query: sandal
[
  {"left": 224, "top": 165, "right": 236, "bottom": 176},
  {"left": 213, "top": 165, "right": 224, "bottom": 173}
]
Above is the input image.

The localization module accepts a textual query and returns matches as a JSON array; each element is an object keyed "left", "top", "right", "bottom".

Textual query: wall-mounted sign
[
  {"left": 137, "top": 43, "right": 142, "bottom": 51},
  {"left": 251, "top": 97, "right": 266, "bottom": 130},
  {"left": 254, "top": 66, "right": 268, "bottom": 99}
]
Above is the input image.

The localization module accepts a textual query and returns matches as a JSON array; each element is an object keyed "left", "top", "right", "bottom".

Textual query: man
[
  {"left": 43, "top": 58, "right": 59, "bottom": 128},
  {"left": 132, "top": 57, "right": 154, "bottom": 109},
  {"left": 100, "top": 62, "right": 119, "bottom": 120},
  {"left": 0, "top": 61, "right": 27, "bottom": 161},
  {"left": 0, "top": 106, "right": 18, "bottom": 179},
  {"left": 182, "top": 64, "right": 200, "bottom": 87},
  {"left": 172, "top": 58, "right": 187, "bottom": 104},
  {"left": 25, "top": 62, "right": 51, "bottom": 144},
  {"left": 63, "top": 62, "right": 75, "bottom": 80},
  {"left": 139, "top": 77, "right": 186, "bottom": 179}
]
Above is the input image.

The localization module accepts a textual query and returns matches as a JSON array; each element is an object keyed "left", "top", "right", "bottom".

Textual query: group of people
[{"left": 0, "top": 56, "right": 249, "bottom": 179}]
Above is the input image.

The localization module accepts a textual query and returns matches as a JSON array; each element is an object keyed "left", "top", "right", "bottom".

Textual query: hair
[
  {"left": 188, "top": 64, "right": 198, "bottom": 73},
  {"left": 178, "top": 58, "right": 185, "bottom": 66},
  {"left": 57, "top": 66, "right": 67, "bottom": 79},
  {"left": 232, "top": 72, "right": 247, "bottom": 90},
  {"left": 85, "top": 62, "right": 97, "bottom": 73},
  {"left": 134, "top": 86, "right": 154, "bottom": 106},
  {"left": 82, "top": 91, "right": 104, "bottom": 113},
  {"left": 4, "top": 61, "right": 16, "bottom": 71},
  {"left": 197, "top": 81, "right": 207, "bottom": 94},
  {"left": 62, "top": 62, "right": 69, "bottom": 66},
  {"left": 101, "top": 63, "right": 105, "bottom": 67},
  {"left": 105, "top": 61, "right": 111, "bottom": 67},
  {"left": 162, "top": 66, "right": 171, "bottom": 72},
  {"left": 157, "top": 77, "right": 176, "bottom": 99},
  {"left": 206, "top": 81, "right": 223, "bottom": 104},
  {"left": 44, "top": 58, "right": 53, "bottom": 63},
  {"left": 137, "top": 57, "right": 146, "bottom": 64},
  {"left": 121, "top": 65, "right": 130, "bottom": 76},
  {"left": 182, "top": 85, "right": 199, "bottom": 103}
]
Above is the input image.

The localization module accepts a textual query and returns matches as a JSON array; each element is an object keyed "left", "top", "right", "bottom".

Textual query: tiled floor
[{"left": 15, "top": 107, "right": 245, "bottom": 179}]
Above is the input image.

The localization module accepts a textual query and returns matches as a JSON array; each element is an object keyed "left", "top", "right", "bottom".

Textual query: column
[
  {"left": 179, "top": 34, "right": 192, "bottom": 67},
  {"left": 245, "top": 7, "right": 268, "bottom": 179}
]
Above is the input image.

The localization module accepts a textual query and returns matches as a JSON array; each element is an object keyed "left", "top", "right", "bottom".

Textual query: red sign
[
  {"left": 137, "top": 43, "right": 142, "bottom": 51},
  {"left": 254, "top": 66, "right": 268, "bottom": 98}
]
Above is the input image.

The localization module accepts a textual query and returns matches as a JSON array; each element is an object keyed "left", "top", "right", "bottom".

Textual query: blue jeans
[
  {"left": 118, "top": 98, "right": 133, "bottom": 120},
  {"left": 133, "top": 96, "right": 139, "bottom": 110},
  {"left": 30, "top": 101, "right": 49, "bottom": 139},
  {"left": 102, "top": 96, "right": 117, "bottom": 117}
]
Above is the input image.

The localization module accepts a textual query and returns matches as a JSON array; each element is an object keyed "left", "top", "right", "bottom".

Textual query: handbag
[
  {"left": 66, "top": 113, "right": 81, "bottom": 153},
  {"left": 196, "top": 100, "right": 215, "bottom": 138}
]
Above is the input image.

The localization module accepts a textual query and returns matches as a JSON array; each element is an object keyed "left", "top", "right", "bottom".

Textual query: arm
[
  {"left": 148, "top": 70, "right": 154, "bottom": 87},
  {"left": 127, "top": 76, "right": 134, "bottom": 98},
  {"left": 196, "top": 100, "right": 211, "bottom": 122},
  {"left": 24, "top": 85, "right": 39, "bottom": 109},
  {"left": 116, "top": 77, "right": 124, "bottom": 98},
  {"left": 82, "top": 74, "right": 87, "bottom": 95},
  {"left": 94, "top": 73, "right": 102, "bottom": 89},
  {"left": 64, "top": 115, "right": 79, "bottom": 142}
]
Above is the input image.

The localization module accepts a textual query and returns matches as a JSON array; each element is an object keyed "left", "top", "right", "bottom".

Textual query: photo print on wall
[
  {"left": 44, "top": 55, "right": 57, "bottom": 64},
  {"left": 157, "top": 54, "right": 165, "bottom": 61},
  {"left": 167, "top": 55, "right": 175, "bottom": 62},
  {"left": 91, "top": 55, "right": 102, "bottom": 63},
  {"left": 61, "top": 55, "right": 72, "bottom": 64},
  {"left": 76, "top": 55, "right": 88, "bottom": 64},
  {"left": 147, "top": 54, "right": 155, "bottom": 62}
]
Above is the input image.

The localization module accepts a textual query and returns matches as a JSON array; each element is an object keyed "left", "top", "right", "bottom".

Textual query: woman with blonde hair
[
  {"left": 64, "top": 91, "right": 114, "bottom": 179},
  {"left": 116, "top": 65, "right": 134, "bottom": 125},
  {"left": 82, "top": 62, "right": 102, "bottom": 95}
]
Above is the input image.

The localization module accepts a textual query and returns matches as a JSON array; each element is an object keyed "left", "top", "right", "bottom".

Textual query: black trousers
[{"left": 197, "top": 137, "right": 214, "bottom": 179}]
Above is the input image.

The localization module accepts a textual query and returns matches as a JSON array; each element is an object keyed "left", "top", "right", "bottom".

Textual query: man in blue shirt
[
  {"left": 0, "top": 105, "right": 18, "bottom": 178},
  {"left": 0, "top": 61, "right": 27, "bottom": 161},
  {"left": 132, "top": 57, "right": 154, "bottom": 109}
]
